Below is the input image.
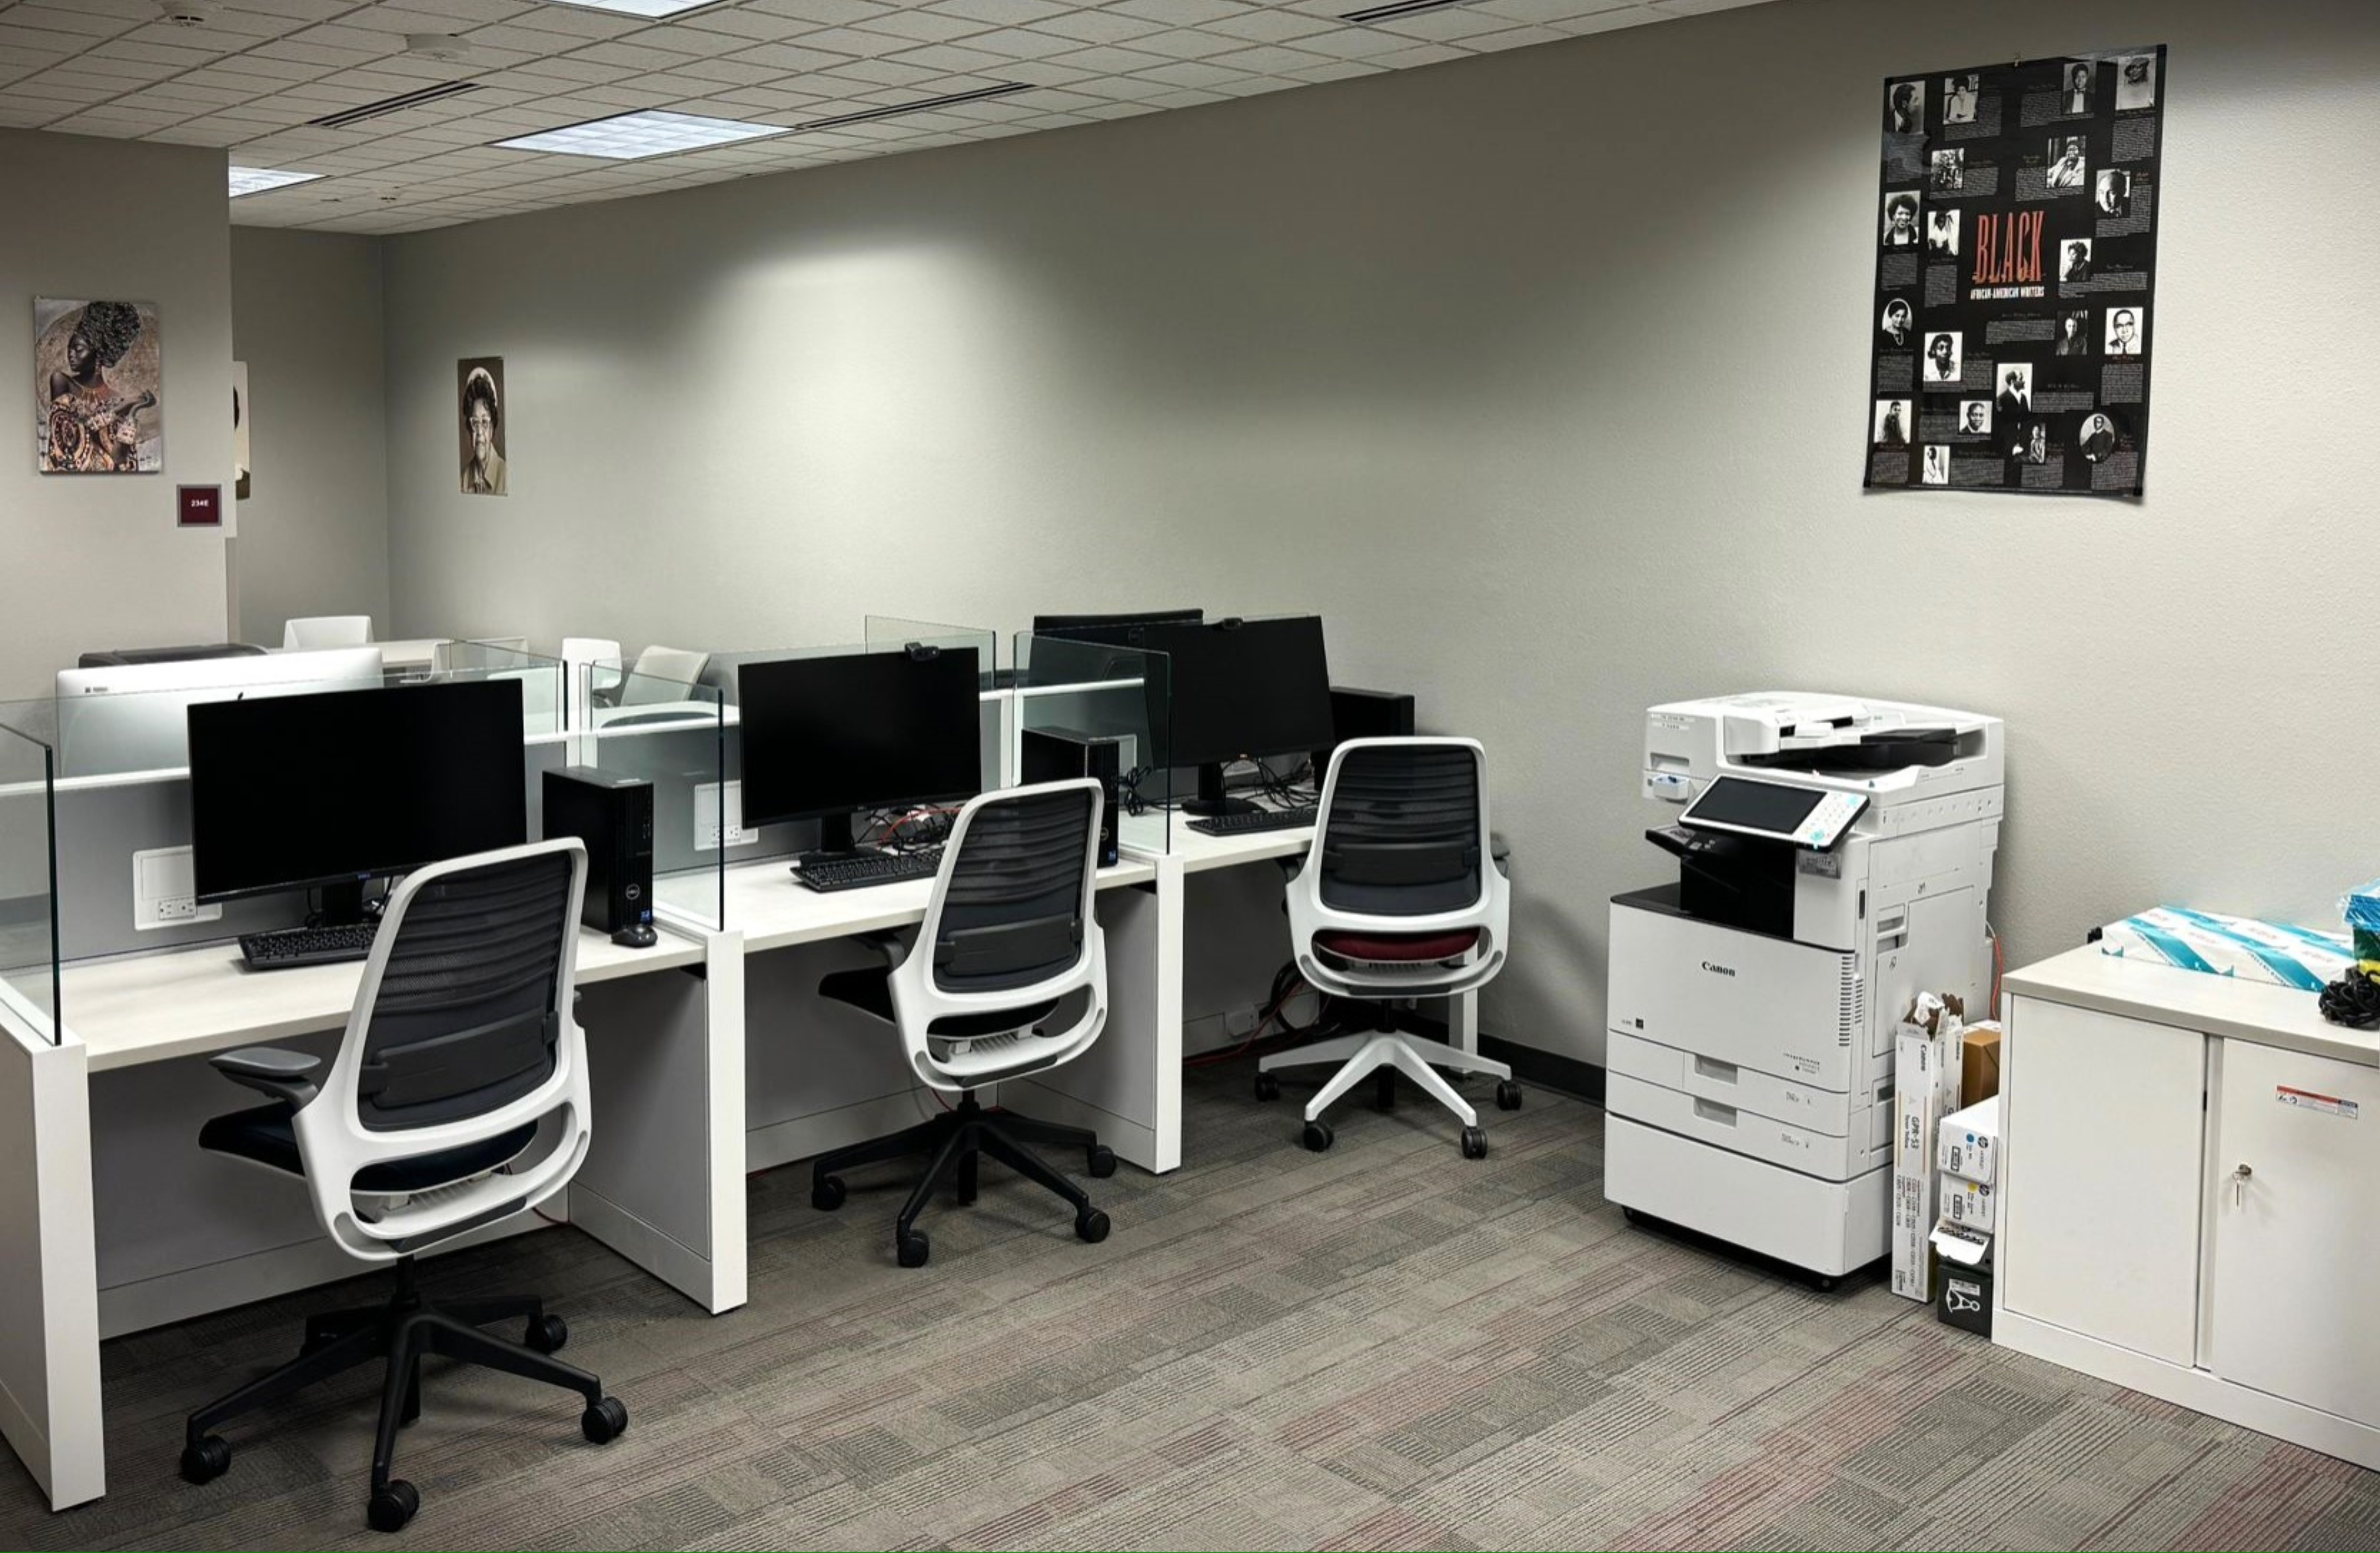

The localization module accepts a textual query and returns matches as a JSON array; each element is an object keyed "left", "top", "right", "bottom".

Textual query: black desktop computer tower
[
  {"left": 1020, "top": 727, "right": 1123, "bottom": 866},
  {"left": 543, "top": 766, "right": 657, "bottom": 946},
  {"left": 1316, "top": 686, "right": 1417, "bottom": 774}
]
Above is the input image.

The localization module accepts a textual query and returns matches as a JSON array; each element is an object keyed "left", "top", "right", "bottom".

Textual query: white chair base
[{"left": 1261, "top": 1031, "right": 1511, "bottom": 1128}]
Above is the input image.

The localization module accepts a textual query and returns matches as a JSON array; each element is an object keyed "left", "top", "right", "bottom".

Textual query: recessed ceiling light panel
[
  {"left": 229, "top": 165, "right": 324, "bottom": 197},
  {"left": 495, "top": 110, "right": 787, "bottom": 159},
  {"left": 542, "top": 0, "right": 725, "bottom": 17}
]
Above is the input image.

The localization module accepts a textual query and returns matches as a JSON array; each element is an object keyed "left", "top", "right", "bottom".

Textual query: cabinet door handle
[{"left": 2232, "top": 1162, "right": 2253, "bottom": 1207}]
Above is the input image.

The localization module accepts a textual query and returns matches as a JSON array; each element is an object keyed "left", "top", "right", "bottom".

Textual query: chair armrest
[
  {"left": 856, "top": 928, "right": 909, "bottom": 971},
  {"left": 1491, "top": 832, "right": 1511, "bottom": 878},
  {"left": 212, "top": 1046, "right": 322, "bottom": 1108}
]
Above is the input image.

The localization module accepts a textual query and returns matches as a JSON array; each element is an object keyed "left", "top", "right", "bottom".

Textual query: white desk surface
[
  {"left": 63, "top": 927, "right": 705, "bottom": 1073},
  {"left": 717, "top": 854, "right": 1158, "bottom": 956},
  {"left": 2005, "top": 943, "right": 2380, "bottom": 1069},
  {"left": 1124, "top": 818, "right": 1315, "bottom": 875}
]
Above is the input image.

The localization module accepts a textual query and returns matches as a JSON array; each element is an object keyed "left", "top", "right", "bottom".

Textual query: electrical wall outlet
[
  {"left": 133, "top": 845, "right": 221, "bottom": 931},
  {"left": 693, "top": 780, "right": 759, "bottom": 852}
]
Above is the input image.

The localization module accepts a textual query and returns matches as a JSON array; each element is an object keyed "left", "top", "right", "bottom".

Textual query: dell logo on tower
[{"left": 1701, "top": 961, "right": 1737, "bottom": 977}]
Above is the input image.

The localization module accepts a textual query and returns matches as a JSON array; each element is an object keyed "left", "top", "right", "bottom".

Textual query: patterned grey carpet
[{"left": 6, "top": 1067, "right": 2378, "bottom": 1551}]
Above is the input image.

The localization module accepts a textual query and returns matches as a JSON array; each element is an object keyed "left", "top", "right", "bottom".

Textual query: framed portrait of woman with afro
[{"left": 36, "top": 297, "right": 163, "bottom": 474}]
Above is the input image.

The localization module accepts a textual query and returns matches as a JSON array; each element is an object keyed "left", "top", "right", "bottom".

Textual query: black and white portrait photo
[
  {"left": 458, "top": 357, "right": 507, "bottom": 497},
  {"left": 1922, "top": 445, "right": 1950, "bottom": 485},
  {"left": 2106, "top": 307, "right": 2143, "bottom": 356},
  {"left": 1994, "top": 363, "right": 2032, "bottom": 419},
  {"left": 2024, "top": 419, "right": 2049, "bottom": 465},
  {"left": 2056, "top": 311, "right": 2093, "bottom": 356},
  {"left": 2096, "top": 168, "right": 2132, "bottom": 217},
  {"left": 2062, "top": 239, "right": 2094, "bottom": 282},
  {"left": 1926, "top": 208, "right": 1960, "bottom": 257},
  {"left": 2047, "top": 135, "right": 2088, "bottom": 189},
  {"left": 2063, "top": 61, "right": 2093, "bottom": 114},
  {"left": 1943, "top": 73, "right": 1980, "bottom": 124},
  {"left": 1888, "top": 80, "right": 1923, "bottom": 134},
  {"left": 1959, "top": 400, "right": 1993, "bottom": 436},
  {"left": 2115, "top": 52, "right": 2158, "bottom": 111},
  {"left": 1880, "top": 297, "right": 1914, "bottom": 348},
  {"left": 2079, "top": 411, "right": 2121, "bottom": 462},
  {"left": 1923, "top": 331, "right": 1963, "bottom": 388},
  {"left": 1874, "top": 398, "right": 1913, "bottom": 447},
  {"left": 1931, "top": 148, "right": 1965, "bottom": 192},
  {"left": 1883, "top": 192, "right": 1921, "bottom": 247}
]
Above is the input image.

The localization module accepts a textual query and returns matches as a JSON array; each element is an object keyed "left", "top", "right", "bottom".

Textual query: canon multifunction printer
[{"left": 1604, "top": 692, "right": 2004, "bottom": 1283}]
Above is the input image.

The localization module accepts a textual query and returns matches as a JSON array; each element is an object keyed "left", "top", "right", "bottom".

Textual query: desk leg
[
  {"left": 569, "top": 931, "right": 747, "bottom": 1314},
  {"left": 0, "top": 1022, "right": 103, "bottom": 1510},
  {"left": 1018, "top": 867, "right": 1183, "bottom": 1174}
]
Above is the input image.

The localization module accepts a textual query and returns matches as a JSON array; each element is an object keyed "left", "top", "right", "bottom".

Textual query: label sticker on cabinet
[{"left": 2278, "top": 1086, "right": 2359, "bottom": 1119}]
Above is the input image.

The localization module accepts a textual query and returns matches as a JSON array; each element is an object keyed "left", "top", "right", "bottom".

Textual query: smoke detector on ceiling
[
  {"left": 404, "top": 33, "right": 474, "bottom": 63},
  {"left": 157, "top": 0, "right": 214, "bottom": 24}
]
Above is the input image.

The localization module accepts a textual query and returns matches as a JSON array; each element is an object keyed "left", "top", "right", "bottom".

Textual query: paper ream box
[{"left": 2099, "top": 907, "right": 2351, "bottom": 991}]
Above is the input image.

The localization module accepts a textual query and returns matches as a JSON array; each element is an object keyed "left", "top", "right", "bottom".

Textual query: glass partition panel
[
  {"left": 427, "top": 641, "right": 569, "bottom": 740},
  {"left": 46, "top": 650, "right": 389, "bottom": 779},
  {"left": 863, "top": 616, "right": 998, "bottom": 689},
  {"left": 1013, "top": 633, "right": 1173, "bottom": 857},
  {"left": 0, "top": 720, "right": 59, "bottom": 1045},
  {"left": 580, "top": 663, "right": 725, "bottom": 931}
]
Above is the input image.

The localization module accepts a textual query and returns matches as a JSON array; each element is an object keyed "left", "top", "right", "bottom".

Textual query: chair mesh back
[
  {"left": 1319, "top": 744, "right": 1482, "bottom": 917},
  {"left": 356, "top": 850, "right": 572, "bottom": 1132},
  {"left": 933, "top": 787, "right": 1094, "bottom": 995}
]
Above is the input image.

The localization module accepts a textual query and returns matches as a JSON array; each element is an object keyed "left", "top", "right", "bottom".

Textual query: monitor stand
[
  {"left": 316, "top": 880, "right": 371, "bottom": 927},
  {"left": 1182, "top": 762, "right": 1255, "bottom": 818},
  {"left": 795, "top": 810, "right": 876, "bottom": 867}
]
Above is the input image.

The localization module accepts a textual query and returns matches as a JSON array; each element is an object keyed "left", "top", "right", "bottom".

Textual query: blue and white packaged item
[
  {"left": 2341, "top": 879, "right": 2380, "bottom": 970},
  {"left": 2098, "top": 907, "right": 2352, "bottom": 991}
]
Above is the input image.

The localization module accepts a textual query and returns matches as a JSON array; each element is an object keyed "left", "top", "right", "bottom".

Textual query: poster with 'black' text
[{"left": 1866, "top": 47, "right": 2166, "bottom": 497}]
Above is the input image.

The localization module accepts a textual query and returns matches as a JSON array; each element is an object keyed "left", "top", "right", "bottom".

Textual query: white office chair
[
  {"left": 1257, "top": 738, "right": 1520, "bottom": 1157},
  {"left": 618, "top": 644, "right": 709, "bottom": 706},
  {"left": 177, "top": 840, "right": 626, "bottom": 1534},
  {"left": 282, "top": 615, "right": 374, "bottom": 649},
  {"left": 809, "top": 779, "right": 1116, "bottom": 1267}
]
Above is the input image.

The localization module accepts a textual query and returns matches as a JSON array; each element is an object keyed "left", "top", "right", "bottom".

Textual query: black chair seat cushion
[
  {"left": 1315, "top": 927, "right": 1481, "bottom": 962},
  {"left": 819, "top": 965, "right": 1060, "bottom": 1039},
  {"left": 200, "top": 1103, "right": 539, "bottom": 1192}
]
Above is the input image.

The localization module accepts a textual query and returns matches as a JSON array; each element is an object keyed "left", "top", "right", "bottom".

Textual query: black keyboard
[
  {"left": 239, "top": 922, "right": 378, "bottom": 971},
  {"left": 1188, "top": 805, "right": 1318, "bottom": 837},
  {"left": 792, "top": 852, "right": 942, "bottom": 894}
]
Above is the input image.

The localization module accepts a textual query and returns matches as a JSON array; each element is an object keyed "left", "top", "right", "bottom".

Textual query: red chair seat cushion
[{"left": 1316, "top": 928, "right": 1481, "bottom": 962}]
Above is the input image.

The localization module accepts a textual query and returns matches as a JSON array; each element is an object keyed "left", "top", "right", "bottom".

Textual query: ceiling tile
[{"left": 1025, "top": 10, "right": 1166, "bottom": 43}]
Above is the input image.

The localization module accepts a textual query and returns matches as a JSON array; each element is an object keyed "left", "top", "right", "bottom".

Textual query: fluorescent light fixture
[
  {"left": 229, "top": 165, "right": 323, "bottom": 197},
  {"left": 494, "top": 110, "right": 786, "bottom": 160},
  {"left": 541, "top": 0, "right": 725, "bottom": 18}
]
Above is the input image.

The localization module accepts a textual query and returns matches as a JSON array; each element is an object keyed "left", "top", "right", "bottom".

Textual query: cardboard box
[
  {"left": 1938, "top": 1175, "right": 1996, "bottom": 1232},
  {"left": 1937, "top": 1094, "right": 2000, "bottom": 1185},
  {"left": 1962, "top": 1023, "right": 2002, "bottom": 1105},
  {"left": 1891, "top": 993, "right": 1965, "bottom": 1302}
]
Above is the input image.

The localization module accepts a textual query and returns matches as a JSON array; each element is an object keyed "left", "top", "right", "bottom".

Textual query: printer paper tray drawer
[
  {"left": 1608, "top": 1030, "right": 1888, "bottom": 1142},
  {"left": 1606, "top": 1073, "right": 1888, "bottom": 1181},
  {"left": 1608, "top": 899, "right": 1863, "bottom": 1093}
]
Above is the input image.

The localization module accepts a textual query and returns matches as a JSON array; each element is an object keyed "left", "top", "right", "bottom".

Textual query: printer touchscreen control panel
[{"left": 1678, "top": 776, "right": 1868, "bottom": 852}]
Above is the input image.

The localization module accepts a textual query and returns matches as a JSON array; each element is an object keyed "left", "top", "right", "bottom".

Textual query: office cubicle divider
[
  {"left": 0, "top": 720, "right": 61, "bottom": 1045},
  {"left": 1013, "top": 633, "right": 1174, "bottom": 857}
]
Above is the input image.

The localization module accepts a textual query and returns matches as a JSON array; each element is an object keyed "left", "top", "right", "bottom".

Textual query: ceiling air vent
[
  {"left": 308, "top": 80, "right": 481, "bottom": 131},
  {"left": 1340, "top": 0, "right": 1478, "bottom": 21},
  {"left": 796, "top": 83, "right": 1030, "bottom": 133}
]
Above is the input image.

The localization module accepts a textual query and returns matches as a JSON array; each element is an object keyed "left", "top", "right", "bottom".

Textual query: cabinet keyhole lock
[{"left": 2232, "top": 1162, "right": 2253, "bottom": 1207}]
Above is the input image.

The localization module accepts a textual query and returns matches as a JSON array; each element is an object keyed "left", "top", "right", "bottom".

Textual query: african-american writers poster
[{"left": 1866, "top": 48, "right": 2166, "bottom": 497}]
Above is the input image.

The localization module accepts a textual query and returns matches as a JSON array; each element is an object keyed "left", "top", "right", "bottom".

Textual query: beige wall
[
  {"left": 380, "top": 0, "right": 2380, "bottom": 1065},
  {"left": 229, "top": 229, "right": 390, "bottom": 646},
  {"left": 0, "top": 130, "right": 232, "bottom": 699}
]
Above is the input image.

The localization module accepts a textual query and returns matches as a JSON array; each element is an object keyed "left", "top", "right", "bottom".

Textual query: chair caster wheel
[
  {"left": 896, "top": 1231, "right": 931, "bottom": 1268},
  {"left": 1087, "top": 1145, "right": 1117, "bottom": 1179},
  {"left": 1374, "top": 1070, "right": 1396, "bottom": 1112},
  {"left": 581, "top": 1396, "right": 628, "bottom": 1444},
  {"left": 1301, "top": 1120, "right": 1334, "bottom": 1152},
  {"left": 1496, "top": 1080, "right": 1523, "bottom": 1111},
  {"left": 180, "top": 1434, "right": 230, "bottom": 1485},
  {"left": 1461, "top": 1126, "right": 1487, "bottom": 1159},
  {"left": 812, "top": 1175, "right": 847, "bottom": 1212},
  {"left": 1255, "top": 1071, "right": 1280, "bottom": 1102},
  {"left": 1076, "top": 1208, "right": 1110, "bottom": 1244},
  {"left": 366, "top": 1479, "right": 418, "bottom": 1533},
  {"left": 526, "top": 1313, "right": 568, "bottom": 1354}
]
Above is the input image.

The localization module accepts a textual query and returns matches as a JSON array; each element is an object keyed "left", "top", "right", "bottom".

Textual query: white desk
[{"left": 0, "top": 917, "right": 744, "bottom": 1512}]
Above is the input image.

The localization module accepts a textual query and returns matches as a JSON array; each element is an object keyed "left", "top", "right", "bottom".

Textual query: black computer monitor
[
  {"left": 189, "top": 678, "right": 529, "bottom": 920},
  {"left": 738, "top": 646, "right": 982, "bottom": 855},
  {"left": 1032, "top": 608, "right": 1204, "bottom": 634},
  {"left": 1132, "top": 617, "right": 1333, "bottom": 815}
]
